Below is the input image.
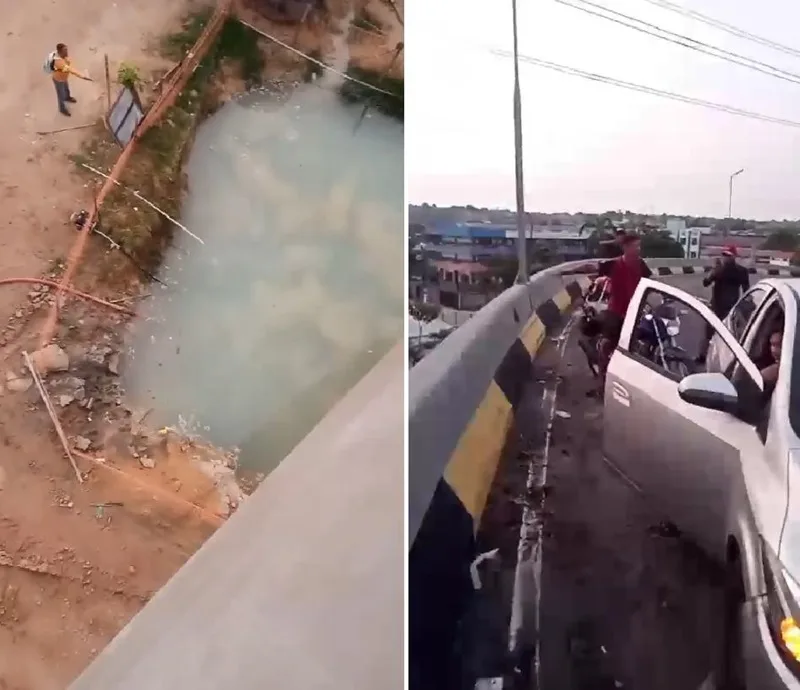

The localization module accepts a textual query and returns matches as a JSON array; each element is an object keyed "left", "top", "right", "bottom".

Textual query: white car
[{"left": 604, "top": 277, "right": 800, "bottom": 689}]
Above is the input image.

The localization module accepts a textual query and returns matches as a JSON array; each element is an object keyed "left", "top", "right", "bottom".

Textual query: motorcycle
[
  {"left": 578, "top": 278, "right": 609, "bottom": 378},
  {"left": 633, "top": 299, "right": 693, "bottom": 378}
]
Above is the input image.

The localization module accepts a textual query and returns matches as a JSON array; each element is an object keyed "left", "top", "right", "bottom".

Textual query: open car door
[{"left": 603, "top": 278, "right": 765, "bottom": 560}]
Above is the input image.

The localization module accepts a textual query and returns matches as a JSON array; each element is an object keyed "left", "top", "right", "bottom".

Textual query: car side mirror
[{"left": 678, "top": 372, "right": 739, "bottom": 415}]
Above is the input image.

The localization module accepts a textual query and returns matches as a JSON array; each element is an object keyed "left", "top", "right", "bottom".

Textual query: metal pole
[
  {"left": 728, "top": 176, "right": 733, "bottom": 219},
  {"left": 511, "top": 0, "right": 528, "bottom": 284},
  {"left": 104, "top": 54, "right": 112, "bottom": 112},
  {"left": 728, "top": 168, "right": 744, "bottom": 219}
]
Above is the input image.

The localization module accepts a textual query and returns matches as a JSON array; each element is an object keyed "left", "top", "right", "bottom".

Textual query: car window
[
  {"left": 729, "top": 287, "right": 769, "bottom": 342},
  {"left": 631, "top": 286, "right": 736, "bottom": 381}
]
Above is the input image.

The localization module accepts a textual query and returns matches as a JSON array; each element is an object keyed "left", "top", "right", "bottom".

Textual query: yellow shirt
[{"left": 52, "top": 56, "right": 75, "bottom": 83}]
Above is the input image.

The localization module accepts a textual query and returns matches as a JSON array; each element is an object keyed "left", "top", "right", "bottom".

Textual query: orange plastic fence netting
[{"left": 38, "top": 0, "right": 234, "bottom": 348}]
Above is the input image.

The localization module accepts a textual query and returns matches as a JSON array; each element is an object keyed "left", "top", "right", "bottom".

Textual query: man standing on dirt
[
  {"left": 696, "top": 245, "right": 750, "bottom": 363},
  {"left": 49, "top": 43, "right": 92, "bottom": 117}
]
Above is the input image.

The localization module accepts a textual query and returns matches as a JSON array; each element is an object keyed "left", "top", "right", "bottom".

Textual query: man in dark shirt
[
  {"left": 597, "top": 229, "right": 626, "bottom": 272},
  {"left": 697, "top": 245, "right": 750, "bottom": 362},
  {"left": 597, "top": 233, "right": 652, "bottom": 381}
]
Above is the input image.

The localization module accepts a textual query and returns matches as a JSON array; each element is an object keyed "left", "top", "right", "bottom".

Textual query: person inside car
[{"left": 758, "top": 328, "right": 782, "bottom": 391}]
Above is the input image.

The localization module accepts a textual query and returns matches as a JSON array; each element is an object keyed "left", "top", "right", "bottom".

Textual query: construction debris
[
  {"left": 29, "top": 343, "right": 70, "bottom": 375},
  {"left": 23, "top": 351, "right": 84, "bottom": 484}
]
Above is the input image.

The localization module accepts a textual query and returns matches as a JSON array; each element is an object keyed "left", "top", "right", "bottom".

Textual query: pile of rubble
[{"left": 5, "top": 338, "right": 244, "bottom": 516}]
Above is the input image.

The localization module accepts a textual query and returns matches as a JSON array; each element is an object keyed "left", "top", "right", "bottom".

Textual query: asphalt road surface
[{"left": 459, "top": 273, "right": 724, "bottom": 690}]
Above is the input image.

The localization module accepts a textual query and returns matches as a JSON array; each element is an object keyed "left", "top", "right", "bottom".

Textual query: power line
[
  {"left": 637, "top": 0, "right": 800, "bottom": 60},
  {"left": 490, "top": 48, "right": 800, "bottom": 129},
  {"left": 555, "top": 0, "right": 800, "bottom": 86},
  {"left": 237, "top": 19, "right": 401, "bottom": 99}
]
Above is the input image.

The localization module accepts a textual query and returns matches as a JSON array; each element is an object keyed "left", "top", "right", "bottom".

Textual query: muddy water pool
[{"left": 123, "top": 83, "right": 403, "bottom": 474}]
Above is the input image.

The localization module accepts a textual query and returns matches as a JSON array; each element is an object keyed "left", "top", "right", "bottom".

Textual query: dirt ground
[
  {"left": 0, "top": 2, "right": 228, "bottom": 689},
  {"left": 0, "top": 1, "right": 403, "bottom": 687}
]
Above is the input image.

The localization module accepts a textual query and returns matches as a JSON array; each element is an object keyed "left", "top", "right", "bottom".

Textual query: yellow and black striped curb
[{"left": 409, "top": 276, "right": 589, "bottom": 690}]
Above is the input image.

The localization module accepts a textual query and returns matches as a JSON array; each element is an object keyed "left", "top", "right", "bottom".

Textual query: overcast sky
[{"left": 406, "top": 0, "right": 800, "bottom": 220}]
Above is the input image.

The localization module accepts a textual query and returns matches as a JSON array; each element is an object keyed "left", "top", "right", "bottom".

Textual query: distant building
[
  {"left": 424, "top": 221, "right": 593, "bottom": 263},
  {"left": 699, "top": 233, "right": 766, "bottom": 261},
  {"left": 414, "top": 222, "right": 593, "bottom": 310},
  {"left": 665, "top": 226, "right": 702, "bottom": 259}
]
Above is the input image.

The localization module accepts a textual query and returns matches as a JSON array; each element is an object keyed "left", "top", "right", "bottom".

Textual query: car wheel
[{"left": 718, "top": 560, "right": 746, "bottom": 690}]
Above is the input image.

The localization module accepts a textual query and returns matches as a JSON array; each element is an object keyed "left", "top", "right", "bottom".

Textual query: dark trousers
[
  {"left": 698, "top": 304, "right": 729, "bottom": 359},
  {"left": 54, "top": 80, "right": 72, "bottom": 113}
]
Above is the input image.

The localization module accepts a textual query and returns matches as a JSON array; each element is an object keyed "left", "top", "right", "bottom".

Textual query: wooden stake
[
  {"left": 104, "top": 54, "right": 111, "bottom": 112},
  {"left": 80, "top": 162, "right": 204, "bottom": 244},
  {"left": 293, "top": 3, "right": 312, "bottom": 46},
  {"left": 23, "top": 351, "right": 84, "bottom": 484},
  {"left": 36, "top": 123, "right": 96, "bottom": 136}
]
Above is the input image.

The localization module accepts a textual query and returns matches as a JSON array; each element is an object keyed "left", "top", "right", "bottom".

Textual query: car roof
[{"left": 759, "top": 277, "right": 800, "bottom": 298}]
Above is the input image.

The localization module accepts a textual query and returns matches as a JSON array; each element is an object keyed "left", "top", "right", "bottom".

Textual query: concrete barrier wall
[
  {"left": 408, "top": 262, "right": 594, "bottom": 690},
  {"left": 69, "top": 343, "right": 404, "bottom": 690}
]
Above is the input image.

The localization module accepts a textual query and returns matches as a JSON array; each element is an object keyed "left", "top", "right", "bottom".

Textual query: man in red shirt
[{"left": 596, "top": 233, "right": 652, "bottom": 380}]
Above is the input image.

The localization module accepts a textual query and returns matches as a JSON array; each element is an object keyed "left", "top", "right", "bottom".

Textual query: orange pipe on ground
[
  {"left": 0, "top": 278, "right": 135, "bottom": 315},
  {"left": 39, "top": 0, "right": 234, "bottom": 347}
]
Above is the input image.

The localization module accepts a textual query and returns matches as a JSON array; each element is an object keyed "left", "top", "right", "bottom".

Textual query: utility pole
[
  {"left": 728, "top": 168, "right": 744, "bottom": 220},
  {"left": 511, "top": 0, "right": 528, "bottom": 284}
]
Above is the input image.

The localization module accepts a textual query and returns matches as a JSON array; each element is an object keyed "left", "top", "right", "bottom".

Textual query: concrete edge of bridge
[{"left": 68, "top": 342, "right": 405, "bottom": 690}]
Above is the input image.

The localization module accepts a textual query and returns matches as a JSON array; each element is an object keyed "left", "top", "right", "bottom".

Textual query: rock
[
  {"left": 48, "top": 375, "right": 86, "bottom": 402},
  {"left": 138, "top": 456, "right": 155, "bottom": 469},
  {"left": 74, "top": 436, "right": 91, "bottom": 452},
  {"left": 0, "top": 465, "right": 6, "bottom": 490},
  {"left": 29, "top": 344, "right": 69, "bottom": 375},
  {"left": 86, "top": 345, "right": 112, "bottom": 367},
  {"left": 14, "top": 310, "right": 22, "bottom": 319},
  {"left": 6, "top": 377, "right": 32, "bottom": 393},
  {"left": 107, "top": 353, "right": 120, "bottom": 376},
  {"left": 57, "top": 394, "right": 75, "bottom": 408}
]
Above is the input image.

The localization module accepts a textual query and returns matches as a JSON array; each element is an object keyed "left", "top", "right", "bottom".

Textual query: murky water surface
[{"left": 123, "top": 84, "right": 403, "bottom": 473}]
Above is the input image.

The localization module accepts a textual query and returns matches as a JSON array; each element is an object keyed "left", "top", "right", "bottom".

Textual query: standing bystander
[
  {"left": 696, "top": 245, "right": 750, "bottom": 363},
  {"left": 45, "top": 43, "right": 92, "bottom": 117}
]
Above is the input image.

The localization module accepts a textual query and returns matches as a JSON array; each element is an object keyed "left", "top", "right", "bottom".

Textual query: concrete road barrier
[{"left": 408, "top": 262, "right": 594, "bottom": 690}]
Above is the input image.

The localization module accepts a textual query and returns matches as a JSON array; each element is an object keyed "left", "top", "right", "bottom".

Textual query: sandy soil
[
  {"left": 0, "top": 1, "right": 403, "bottom": 687},
  {"left": 0, "top": 2, "right": 224, "bottom": 689}
]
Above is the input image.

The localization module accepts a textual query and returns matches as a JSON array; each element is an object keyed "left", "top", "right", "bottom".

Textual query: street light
[
  {"left": 728, "top": 168, "right": 744, "bottom": 219},
  {"left": 511, "top": 0, "right": 528, "bottom": 284}
]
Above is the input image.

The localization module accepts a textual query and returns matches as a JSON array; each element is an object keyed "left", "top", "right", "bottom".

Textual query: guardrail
[
  {"left": 408, "top": 259, "right": 597, "bottom": 690},
  {"left": 69, "top": 343, "right": 404, "bottom": 690},
  {"left": 407, "top": 256, "right": 769, "bottom": 689}
]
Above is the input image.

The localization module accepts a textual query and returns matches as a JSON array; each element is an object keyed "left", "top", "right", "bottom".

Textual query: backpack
[{"left": 42, "top": 51, "right": 57, "bottom": 75}]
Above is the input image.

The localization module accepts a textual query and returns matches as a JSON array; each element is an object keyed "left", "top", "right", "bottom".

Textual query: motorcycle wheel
[
  {"left": 579, "top": 338, "right": 600, "bottom": 378},
  {"left": 666, "top": 357, "right": 690, "bottom": 379}
]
